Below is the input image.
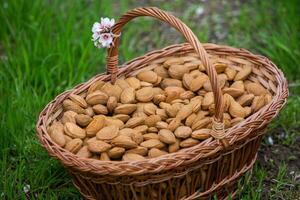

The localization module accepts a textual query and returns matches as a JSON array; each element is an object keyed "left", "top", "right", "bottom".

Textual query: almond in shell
[
  {"left": 148, "top": 148, "right": 168, "bottom": 158},
  {"left": 75, "top": 114, "right": 92, "bottom": 127},
  {"left": 137, "top": 70, "right": 158, "bottom": 83},
  {"left": 86, "top": 115, "right": 105, "bottom": 137},
  {"left": 86, "top": 91, "right": 108, "bottom": 105},
  {"left": 120, "top": 87, "right": 136, "bottom": 104},
  {"left": 112, "top": 135, "right": 138, "bottom": 149},
  {"left": 114, "top": 104, "right": 137, "bottom": 115},
  {"left": 65, "top": 138, "right": 83, "bottom": 153},
  {"left": 108, "top": 147, "right": 125, "bottom": 159},
  {"left": 125, "top": 117, "right": 145, "bottom": 128},
  {"left": 180, "top": 138, "right": 200, "bottom": 148},
  {"left": 125, "top": 77, "right": 141, "bottom": 90},
  {"left": 64, "top": 122, "right": 86, "bottom": 139},
  {"left": 245, "top": 82, "right": 268, "bottom": 96},
  {"left": 158, "top": 129, "right": 176, "bottom": 144},
  {"left": 144, "top": 115, "right": 161, "bottom": 127},
  {"left": 107, "top": 96, "right": 118, "bottom": 113},
  {"left": 96, "top": 125, "right": 119, "bottom": 140},
  {"left": 69, "top": 94, "right": 87, "bottom": 108},
  {"left": 63, "top": 99, "right": 86, "bottom": 114},
  {"left": 174, "top": 126, "right": 192, "bottom": 139},
  {"left": 136, "top": 87, "right": 154, "bottom": 102},
  {"left": 61, "top": 110, "right": 77, "bottom": 124},
  {"left": 126, "top": 146, "right": 148, "bottom": 156},
  {"left": 87, "top": 140, "right": 111, "bottom": 153},
  {"left": 140, "top": 139, "right": 165, "bottom": 149},
  {"left": 92, "top": 104, "right": 108, "bottom": 115},
  {"left": 234, "top": 65, "right": 252, "bottom": 81},
  {"left": 76, "top": 146, "right": 92, "bottom": 158},
  {"left": 191, "top": 129, "right": 211, "bottom": 140},
  {"left": 122, "top": 153, "right": 145, "bottom": 161}
]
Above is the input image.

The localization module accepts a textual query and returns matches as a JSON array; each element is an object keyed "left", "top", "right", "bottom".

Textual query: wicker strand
[{"left": 211, "top": 118, "right": 229, "bottom": 148}]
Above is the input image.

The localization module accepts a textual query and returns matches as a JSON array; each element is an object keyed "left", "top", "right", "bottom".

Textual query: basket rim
[{"left": 36, "top": 42, "right": 288, "bottom": 176}]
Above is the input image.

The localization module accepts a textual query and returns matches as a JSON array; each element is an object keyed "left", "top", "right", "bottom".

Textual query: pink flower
[{"left": 92, "top": 17, "right": 116, "bottom": 48}]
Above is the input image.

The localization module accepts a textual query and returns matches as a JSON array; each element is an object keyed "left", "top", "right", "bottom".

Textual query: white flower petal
[
  {"left": 92, "top": 22, "right": 101, "bottom": 32},
  {"left": 92, "top": 33, "right": 100, "bottom": 41}
]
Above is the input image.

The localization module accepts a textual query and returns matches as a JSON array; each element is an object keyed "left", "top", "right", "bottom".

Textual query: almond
[
  {"left": 214, "top": 63, "right": 227, "bottom": 73},
  {"left": 158, "top": 129, "right": 176, "bottom": 144},
  {"left": 125, "top": 77, "right": 141, "bottom": 90},
  {"left": 133, "top": 125, "right": 148, "bottom": 133},
  {"left": 234, "top": 66, "right": 252, "bottom": 81},
  {"left": 180, "top": 91, "right": 195, "bottom": 100},
  {"left": 143, "top": 103, "right": 157, "bottom": 115},
  {"left": 148, "top": 148, "right": 168, "bottom": 158},
  {"left": 126, "top": 146, "right": 148, "bottom": 156},
  {"left": 245, "top": 82, "right": 268, "bottom": 96},
  {"left": 143, "top": 133, "right": 160, "bottom": 140},
  {"left": 101, "top": 82, "right": 122, "bottom": 101},
  {"left": 86, "top": 116, "right": 105, "bottom": 137},
  {"left": 189, "top": 74, "right": 208, "bottom": 92},
  {"left": 125, "top": 117, "right": 145, "bottom": 128},
  {"left": 185, "top": 113, "right": 197, "bottom": 127},
  {"left": 65, "top": 138, "right": 83, "bottom": 153},
  {"left": 202, "top": 92, "right": 214, "bottom": 110},
  {"left": 191, "top": 117, "right": 211, "bottom": 130},
  {"left": 225, "top": 67, "right": 237, "bottom": 80},
  {"left": 136, "top": 87, "right": 154, "bottom": 102},
  {"left": 167, "top": 118, "right": 181, "bottom": 132},
  {"left": 229, "top": 100, "right": 246, "bottom": 118},
  {"left": 112, "top": 135, "right": 138, "bottom": 149},
  {"left": 105, "top": 117, "right": 124, "bottom": 128},
  {"left": 148, "top": 127, "right": 158, "bottom": 133},
  {"left": 64, "top": 122, "right": 86, "bottom": 139},
  {"left": 156, "top": 121, "right": 168, "bottom": 129},
  {"left": 86, "top": 91, "right": 108, "bottom": 105},
  {"left": 153, "top": 94, "right": 166, "bottom": 105},
  {"left": 122, "top": 153, "right": 145, "bottom": 161},
  {"left": 61, "top": 110, "right": 77, "bottom": 124},
  {"left": 180, "top": 138, "right": 200, "bottom": 148},
  {"left": 175, "top": 104, "right": 193, "bottom": 121},
  {"left": 108, "top": 147, "right": 125, "bottom": 159},
  {"left": 156, "top": 109, "right": 168, "bottom": 121},
  {"left": 63, "top": 99, "right": 86, "bottom": 114},
  {"left": 174, "top": 126, "right": 192, "bottom": 139},
  {"left": 75, "top": 114, "right": 92, "bottom": 127},
  {"left": 87, "top": 140, "right": 111, "bottom": 153},
  {"left": 237, "top": 94, "right": 255, "bottom": 106},
  {"left": 120, "top": 87, "right": 136, "bottom": 104},
  {"left": 160, "top": 78, "right": 182, "bottom": 89},
  {"left": 76, "top": 146, "right": 92, "bottom": 158},
  {"left": 115, "top": 79, "right": 131, "bottom": 90},
  {"left": 167, "top": 137, "right": 180, "bottom": 152},
  {"left": 191, "top": 129, "right": 211, "bottom": 140},
  {"left": 251, "top": 95, "right": 266, "bottom": 112},
  {"left": 140, "top": 139, "right": 165, "bottom": 149},
  {"left": 87, "top": 80, "right": 105, "bottom": 95},
  {"left": 144, "top": 115, "right": 161, "bottom": 127},
  {"left": 92, "top": 104, "right": 108, "bottom": 115},
  {"left": 85, "top": 107, "right": 94, "bottom": 117},
  {"left": 48, "top": 122, "right": 66, "bottom": 147},
  {"left": 163, "top": 57, "right": 184, "bottom": 68},
  {"left": 100, "top": 152, "right": 111, "bottom": 161},
  {"left": 69, "top": 94, "right": 87, "bottom": 108},
  {"left": 131, "top": 131, "right": 143, "bottom": 144},
  {"left": 119, "top": 128, "right": 136, "bottom": 137},
  {"left": 137, "top": 70, "right": 158, "bottom": 83},
  {"left": 112, "top": 114, "right": 130, "bottom": 123},
  {"left": 154, "top": 65, "right": 169, "bottom": 78},
  {"left": 168, "top": 64, "right": 189, "bottom": 79},
  {"left": 107, "top": 96, "right": 118, "bottom": 113},
  {"left": 96, "top": 125, "right": 119, "bottom": 140},
  {"left": 114, "top": 104, "right": 137, "bottom": 115}
]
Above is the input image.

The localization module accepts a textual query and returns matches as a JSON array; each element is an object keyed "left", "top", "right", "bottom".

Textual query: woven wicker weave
[{"left": 36, "top": 7, "right": 288, "bottom": 200}]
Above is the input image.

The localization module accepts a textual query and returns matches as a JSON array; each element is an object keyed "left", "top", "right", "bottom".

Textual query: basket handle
[{"left": 106, "top": 7, "right": 228, "bottom": 147}]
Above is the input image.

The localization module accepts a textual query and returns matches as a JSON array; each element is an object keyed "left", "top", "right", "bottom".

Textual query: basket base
[{"left": 72, "top": 154, "right": 256, "bottom": 200}]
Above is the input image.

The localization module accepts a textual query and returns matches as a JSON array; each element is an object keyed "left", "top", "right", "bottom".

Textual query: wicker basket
[{"left": 36, "top": 7, "right": 288, "bottom": 200}]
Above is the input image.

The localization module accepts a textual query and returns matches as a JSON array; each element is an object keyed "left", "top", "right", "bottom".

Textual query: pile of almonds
[{"left": 48, "top": 56, "right": 272, "bottom": 161}]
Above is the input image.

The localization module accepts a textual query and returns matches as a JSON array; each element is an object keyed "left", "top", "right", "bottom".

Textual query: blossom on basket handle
[{"left": 92, "top": 17, "right": 120, "bottom": 48}]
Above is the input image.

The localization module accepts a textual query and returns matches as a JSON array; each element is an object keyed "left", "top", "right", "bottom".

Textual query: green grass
[{"left": 0, "top": 0, "right": 299, "bottom": 199}]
